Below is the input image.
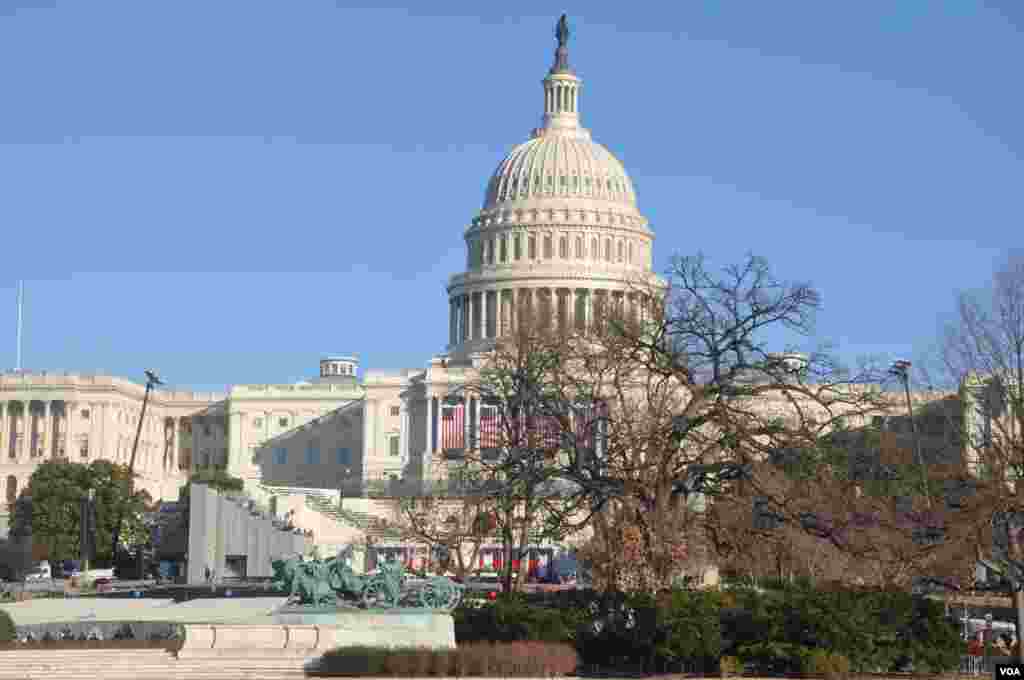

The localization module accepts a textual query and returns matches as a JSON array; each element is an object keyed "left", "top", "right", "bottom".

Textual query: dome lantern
[{"left": 539, "top": 14, "right": 584, "bottom": 138}]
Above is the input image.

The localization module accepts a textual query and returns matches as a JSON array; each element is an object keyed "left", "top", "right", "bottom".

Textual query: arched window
[
  {"left": 575, "top": 236, "right": 583, "bottom": 259},
  {"left": 628, "top": 241, "right": 633, "bottom": 264},
  {"left": 513, "top": 234, "right": 522, "bottom": 260},
  {"left": 544, "top": 235, "right": 553, "bottom": 259},
  {"left": 528, "top": 235, "right": 537, "bottom": 260},
  {"left": 500, "top": 236, "right": 508, "bottom": 263},
  {"left": 591, "top": 237, "right": 598, "bottom": 260},
  {"left": 618, "top": 241, "right": 624, "bottom": 262},
  {"left": 559, "top": 236, "right": 568, "bottom": 259},
  {"left": 604, "top": 238, "right": 611, "bottom": 262}
]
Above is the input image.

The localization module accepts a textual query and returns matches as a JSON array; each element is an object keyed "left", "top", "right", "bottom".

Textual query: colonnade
[
  {"left": 448, "top": 286, "right": 651, "bottom": 346},
  {"left": 0, "top": 400, "right": 196, "bottom": 497}
]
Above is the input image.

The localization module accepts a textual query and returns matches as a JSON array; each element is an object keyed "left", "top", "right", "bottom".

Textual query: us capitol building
[{"left": 0, "top": 19, "right": 961, "bottom": 582}]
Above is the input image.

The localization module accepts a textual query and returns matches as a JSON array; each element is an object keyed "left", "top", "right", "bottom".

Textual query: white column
[
  {"left": 0, "top": 401, "right": 6, "bottom": 458},
  {"left": 172, "top": 417, "right": 181, "bottom": 471},
  {"left": 511, "top": 288, "right": 518, "bottom": 334},
  {"left": 480, "top": 290, "right": 488, "bottom": 340},
  {"left": 39, "top": 401, "right": 49, "bottom": 458},
  {"left": 20, "top": 401, "right": 30, "bottom": 461},
  {"left": 98, "top": 402, "right": 108, "bottom": 462},
  {"left": 499, "top": 289, "right": 508, "bottom": 336},
  {"left": 453, "top": 298, "right": 460, "bottom": 344},
  {"left": 452, "top": 301, "right": 460, "bottom": 348},
  {"left": 228, "top": 410, "right": 243, "bottom": 478},
  {"left": 585, "top": 288, "right": 593, "bottom": 332},
  {"left": 570, "top": 289, "right": 578, "bottom": 332},
  {"left": 424, "top": 394, "right": 434, "bottom": 459},
  {"left": 461, "top": 295, "right": 468, "bottom": 342},
  {"left": 399, "top": 402, "right": 409, "bottom": 469},
  {"left": 64, "top": 401, "right": 75, "bottom": 459}
]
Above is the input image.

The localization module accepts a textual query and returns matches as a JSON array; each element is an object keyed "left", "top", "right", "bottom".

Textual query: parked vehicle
[
  {"left": 24, "top": 561, "right": 51, "bottom": 581},
  {"left": 463, "top": 574, "right": 507, "bottom": 594}
]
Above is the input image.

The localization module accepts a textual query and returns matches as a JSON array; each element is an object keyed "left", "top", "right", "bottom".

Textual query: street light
[
  {"left": 111, "top": 369, "right": 163, "bottom": 567},
  {"left": 339, "top": 467, "right": 353, "bottom": 511},
  {"left": 889, "top": 359, "right": 931, "bottom": 507},
  {"left": 80, "top": 488, "right": 95, "bottom": 577}
]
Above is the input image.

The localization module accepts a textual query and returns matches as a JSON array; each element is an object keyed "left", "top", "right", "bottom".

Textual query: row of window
[
  {"left": 252, "top": 417, "right": 289, "bottom": 429},
  {"left": 469, "top": 232, "right": 643, "bottom": 268},
  {"left": 252, "top": 406, "right": 399, "bottom": 431},
  {"left": 268, "top": 437, "right": 400, "bottom": 465},
  {"left": 322, "top": 363, "right": 355, "bottom": 377},
  {"left": 489, "top": 173, "right": 628, "bottom": 202}
]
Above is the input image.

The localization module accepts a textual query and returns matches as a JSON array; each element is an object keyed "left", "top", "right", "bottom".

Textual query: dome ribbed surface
[{"left": 483, "top": 135, "right": 636, "bottom": 209}]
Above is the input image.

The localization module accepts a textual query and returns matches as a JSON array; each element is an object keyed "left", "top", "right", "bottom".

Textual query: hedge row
[{"left": 453, "top": 585, "right": 963, "bottom": 675}]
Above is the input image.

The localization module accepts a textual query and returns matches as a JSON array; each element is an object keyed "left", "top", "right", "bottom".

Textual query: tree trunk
[
  {"left": 514, "top": 506, "right": 532, "bottom": 593},
  {"left": 1016, "top": 589, "right": 1024, "bottom": 663},
  {"left": 501, "top": 508, "right": 515, "bottom": 595}
]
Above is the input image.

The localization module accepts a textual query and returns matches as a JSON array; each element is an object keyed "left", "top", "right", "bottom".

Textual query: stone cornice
[
  {"left": 467, "top": 214, "right": 652, "bottom": 239},
  {"left": 0, "top": 372, "right": 223, "bottom": 405},
  {"left": 447, "top": 269, "right": 666, "bottom": 293}
]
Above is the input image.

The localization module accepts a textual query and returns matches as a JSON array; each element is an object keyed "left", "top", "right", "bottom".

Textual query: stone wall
[{"left": 186, "top": 483, "right": 308, "bottom": 583}]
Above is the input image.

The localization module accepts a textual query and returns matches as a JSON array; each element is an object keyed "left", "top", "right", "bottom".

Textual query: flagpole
[{"left": 15, "top": 280, "right": 23, "bottom": 371}]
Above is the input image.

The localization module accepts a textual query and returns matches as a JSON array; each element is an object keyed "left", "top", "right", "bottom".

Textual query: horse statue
[
  {"left": 360, "top": 558, "right": 407, "bottom": 608},
  {"left": 272, "top": 550, "right": 463, "bottom": 610},
  {"left": 272, "top": 554, "right": 336, "bottom": 607},
  {"left": 325, "top": 556, "right": 367, "bottom": 604},
  {"left": 302, "top": 558, "right": 338, "bottom": 607}
]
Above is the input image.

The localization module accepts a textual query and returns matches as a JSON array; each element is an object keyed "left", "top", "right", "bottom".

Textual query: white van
[{"left": 24, "top": 561, "right": 51, "bottom": 581}]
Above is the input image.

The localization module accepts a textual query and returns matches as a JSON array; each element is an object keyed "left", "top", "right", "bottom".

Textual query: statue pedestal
[{"left": 177, "top": 612, "right": 455, "bottom": 659}]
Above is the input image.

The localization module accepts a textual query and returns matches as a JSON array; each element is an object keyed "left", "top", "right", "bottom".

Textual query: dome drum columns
[{"left": 447, "top": 286, "right": 651, "bottom": 350}]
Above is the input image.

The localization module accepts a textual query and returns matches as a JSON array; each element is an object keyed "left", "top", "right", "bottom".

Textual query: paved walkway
[{"left": 0, "top": 597, "right": 288, "bottom": 625}]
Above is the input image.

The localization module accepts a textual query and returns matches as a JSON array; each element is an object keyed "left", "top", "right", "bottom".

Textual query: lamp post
[
  {"left": 985, "top": 612, "right": 994, "bottom": 670},
  {"left": 890, "top": 359, "right": 931, "bottom": 508},
  {"left": 80, "top": 488, "right": 95, "bottom": 577},
  {"left": 339, "top": 466, "right": 353, "bottom": 511},
  {"left": 111, "top": 369, "right": 163, "bottom": 567}
]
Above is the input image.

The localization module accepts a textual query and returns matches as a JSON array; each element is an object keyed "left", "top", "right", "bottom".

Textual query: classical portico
[{"left": 0, "top": 372, "right": 223, "bottom": 536}]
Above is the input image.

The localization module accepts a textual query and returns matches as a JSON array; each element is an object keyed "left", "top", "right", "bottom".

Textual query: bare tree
[
  {"left": 456, "top": 254, "right": 922, "bottom": 595},
  {"left": 928, "top": 252, "right": 1024, "bottom": 660},
  {"left": 391, "top": 493, "right": 489, "bottom": 581}
]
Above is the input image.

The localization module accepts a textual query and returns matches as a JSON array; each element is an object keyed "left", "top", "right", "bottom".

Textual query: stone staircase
[
  {"left": 304, "top": 492, "right": 404, "bottom": 540},
  {"left": 257, "top": 482, "right": 404, "bottom": 542}
]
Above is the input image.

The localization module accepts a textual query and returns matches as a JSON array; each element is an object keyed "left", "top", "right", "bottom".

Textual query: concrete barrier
[{"left": 177, "top": 616, "right": 455, "bottom": 659}]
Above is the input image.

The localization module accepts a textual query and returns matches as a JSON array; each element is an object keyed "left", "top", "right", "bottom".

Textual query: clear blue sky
[{"left": 0, "top": 1, "right": 1019, "bottom": 392}]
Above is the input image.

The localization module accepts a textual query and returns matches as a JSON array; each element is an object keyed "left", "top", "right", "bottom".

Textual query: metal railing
[{"left": 960, "top": 655, "right": 1015, "bottom": 675}]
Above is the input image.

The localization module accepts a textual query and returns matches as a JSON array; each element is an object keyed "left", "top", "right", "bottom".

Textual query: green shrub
[
  {"left": 454, "top": 593, "right": 580, "bottom": 644},
  {"left": 0, "top": 609, "right": 14, "bottom": 643},
  {"left": 722, "top": 583, "right": 961, "bottom": 674},
  {"left": 802, "top": 649, "right": 851, "bottom": 680},
  {"left": 718, "top": 655, "right": 743, "bottom": 677},
  {"left": 735, "top": 640, "right": 810, "bottom": 676},
  {"left": 654, "top": 588, "right": 722, "bottom": 672},
  {"left": 311, "top": 641, "right": 577, "bottom": 677}
]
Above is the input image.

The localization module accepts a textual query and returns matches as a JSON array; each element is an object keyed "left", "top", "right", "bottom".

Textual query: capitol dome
[
  {"left": 445, "top": 15, "right": 663, "bottom": 358},
  {"left": 483, "top": 134, "right": 637, "bottom": 209}
]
